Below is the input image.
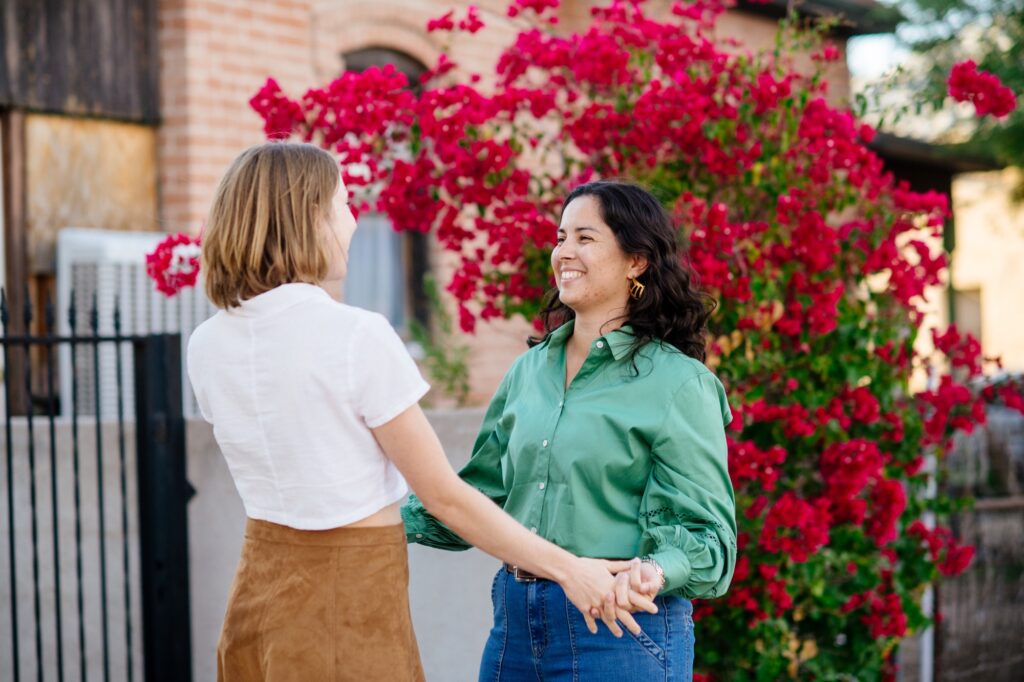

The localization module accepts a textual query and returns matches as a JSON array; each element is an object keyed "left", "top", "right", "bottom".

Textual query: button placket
[{"left": 535, "top": 391, "right": 562, "bottom": 539}]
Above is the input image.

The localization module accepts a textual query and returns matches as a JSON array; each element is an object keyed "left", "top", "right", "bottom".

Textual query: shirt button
[
  {"left": 538, "top": 482, "right": 546, "bottom": 490},
  {"left": 530, "top": 527, "right": 538, "bottom": 533},
  {"left": 415, "top": 533, "right": 424, "bottom": 539},
  {"left": 542, "top": 439, "right": 549, "bottom": 447},
  {"left": 558, "top": 400, "right": 563, "bottom": 408},
  {"left": 596, "top": 340, "right": 605, "bottom": 349}
]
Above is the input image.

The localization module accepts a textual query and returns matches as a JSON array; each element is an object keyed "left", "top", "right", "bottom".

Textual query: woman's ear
[{"left": 629, "top": 255, "right": 649, "bottom": 279}]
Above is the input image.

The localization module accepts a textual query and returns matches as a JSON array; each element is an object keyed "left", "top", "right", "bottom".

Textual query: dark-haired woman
[{"left": 403, "top": 181, "right": 736, "bottom": 681}]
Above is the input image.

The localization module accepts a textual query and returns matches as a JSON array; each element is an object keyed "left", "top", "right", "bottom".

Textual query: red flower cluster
[
  {"left": 743, "top": 398, "right": 817, "bottom": 438},
  {"left": 145, "top": 233, "right": 201, "bottom": 297},
  {"left": 427, "top": 6, "right": 485, "bottom": 33},
  {"left": 948, "top": 60, "right": 1017, "bottom": 118},
  {"left": 820, "top": 440, "right": 884, "bottom": 523},
  {"left": 722, "top": 556, "right": 793, "bottom": 625},
  {"left": 507, "top": 0, "right": 559, "bottom": 19},
  {"left": 864, "top": 478, "right": 906, "bottom": 546},
  {"left": 682, "top": 197, "right": 764, "bottom": 304},
  {"left": 917, "top": 375, "right": 987, "bottom": 447},
  {"left": 862, "top": 589, "right": 908, "bottom": 639},
  {"left": 907, "top": 521, "right": 975, "bottom": 577},
  {"left": 759, "top": 493, "right": 831, "bottom": 562},
  {"left": 932, "top": 325, "right": 983, "bottom": 375},
  {"left": 728, "top": 437, "right": 787, "bottom": 491},
  {"left": 821, "top": 386, "right": 883, "bottom": 428},
  {"left": 981, "top": 379, "right": 1024, "bottom": 415},
  {"left": 249, "top": 78, "right": 307, "bottom": 139}
]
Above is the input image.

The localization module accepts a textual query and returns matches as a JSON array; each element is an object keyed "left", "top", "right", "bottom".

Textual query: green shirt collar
[{"left": 545, "top": 319, "right": 638, "bottom": 361}]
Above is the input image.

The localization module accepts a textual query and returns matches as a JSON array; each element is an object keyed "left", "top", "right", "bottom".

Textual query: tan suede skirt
[{"left": 217, "top": 519, "right": 425, "bottom": 682}]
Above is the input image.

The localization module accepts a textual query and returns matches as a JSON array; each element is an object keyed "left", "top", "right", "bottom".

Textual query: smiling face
[{"left": 552, "top": 195, "right": 646, "bottom": 318}]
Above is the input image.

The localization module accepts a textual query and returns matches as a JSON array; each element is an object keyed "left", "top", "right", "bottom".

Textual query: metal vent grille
[{"left": 56, "top": 228, "right": 216, "bottom": 418}]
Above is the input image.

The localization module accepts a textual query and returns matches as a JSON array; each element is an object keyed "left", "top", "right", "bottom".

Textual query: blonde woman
[{"left": 186, "top": 143, "right": 654, "bottom": 681}]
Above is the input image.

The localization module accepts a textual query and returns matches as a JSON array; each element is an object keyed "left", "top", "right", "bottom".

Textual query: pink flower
[
  {"left": 948, "top": 60, "right": 1017, "bottom": 118},
  {"left": 146, "top": 233, "right": 202, "bottom": 297}
]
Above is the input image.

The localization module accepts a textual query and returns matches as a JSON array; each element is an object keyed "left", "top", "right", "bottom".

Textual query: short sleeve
[{"left": 351, "top": 313, "right": 430, "bottom": 428}]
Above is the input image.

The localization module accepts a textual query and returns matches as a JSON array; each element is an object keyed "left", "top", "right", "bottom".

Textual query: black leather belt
[{"left": 504, "top": 563, "right": 549, "bottom": 582}]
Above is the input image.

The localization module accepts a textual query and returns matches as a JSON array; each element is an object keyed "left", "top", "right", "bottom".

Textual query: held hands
[
  {"left": 587, "top": 558, "right": 663, "bottom": 636},
  {"left": 561, "top": 558, "right": 660, "bottom": 638}
]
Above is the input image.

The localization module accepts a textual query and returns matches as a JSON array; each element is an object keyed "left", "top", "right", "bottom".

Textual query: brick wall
[{"left": 157, "top": 0, "right": 317, "bottom": 234}]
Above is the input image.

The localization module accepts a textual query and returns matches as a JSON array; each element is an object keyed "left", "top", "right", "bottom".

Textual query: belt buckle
[{"left": 511, "top": 565, "right": 538, "bottom": 583}]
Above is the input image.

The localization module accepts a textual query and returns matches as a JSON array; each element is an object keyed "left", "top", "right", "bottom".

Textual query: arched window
[{"left": 340, "top": 48, "right": 431, "bottom": 332}]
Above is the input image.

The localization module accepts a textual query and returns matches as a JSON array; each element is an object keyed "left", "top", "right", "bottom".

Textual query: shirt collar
[
  {"left": 604, "top": 325, "right": 638, "bottom": 360},
  {"left": 544, "top": 319, "right": 637, "bottom": 361},
  {"left": 230, "top": 282, "right": 331, "bottom": 316}
]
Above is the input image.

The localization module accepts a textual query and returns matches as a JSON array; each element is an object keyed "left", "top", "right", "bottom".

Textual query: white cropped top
[{"left": 187, "top": 283, "right": 429, "bottom": 530}]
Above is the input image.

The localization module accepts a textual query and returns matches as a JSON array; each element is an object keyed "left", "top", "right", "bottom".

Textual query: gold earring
[{"left": 629, "top": 277, "right": 645, "bottom": 300}]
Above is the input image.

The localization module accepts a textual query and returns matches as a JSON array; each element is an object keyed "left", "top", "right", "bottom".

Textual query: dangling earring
[{"left": 629, "top": 277, "right": 645, "bottom": 300}]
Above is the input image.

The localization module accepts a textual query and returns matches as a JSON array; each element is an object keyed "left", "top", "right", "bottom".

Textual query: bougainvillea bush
[{"left": 248, "top": 0, "right": 1023, "bottom": 678}]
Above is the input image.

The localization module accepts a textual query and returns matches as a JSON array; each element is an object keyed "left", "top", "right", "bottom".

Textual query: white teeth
[{"left": 560, "top": 271, "right": 583, "bottom": 281}]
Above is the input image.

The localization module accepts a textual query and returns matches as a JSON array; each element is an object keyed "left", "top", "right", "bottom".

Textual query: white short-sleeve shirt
[{"left": 186, "top": 283, "right": 430, "bottom": 529}]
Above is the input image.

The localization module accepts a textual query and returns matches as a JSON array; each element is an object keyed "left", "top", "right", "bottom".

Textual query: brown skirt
[{"left": 217, "top": 519, "right": 425, "bottom": 682}]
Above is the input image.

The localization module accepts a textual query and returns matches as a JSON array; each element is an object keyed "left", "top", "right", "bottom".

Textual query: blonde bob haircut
[{"left": 202, "top": 142, "right": 339, "bottom": 309}]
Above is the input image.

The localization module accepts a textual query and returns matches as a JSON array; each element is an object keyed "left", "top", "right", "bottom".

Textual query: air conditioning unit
[{"left": 56, "top": 228, "right": 216, "bottom": 419}]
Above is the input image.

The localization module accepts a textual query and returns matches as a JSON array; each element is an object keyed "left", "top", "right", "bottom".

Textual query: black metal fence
[{"left": 1, "top": 289, "right": 193, "bottom": 682}]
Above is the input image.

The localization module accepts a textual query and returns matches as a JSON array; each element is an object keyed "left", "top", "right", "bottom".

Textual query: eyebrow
[{"left": 557, "top": 226, "right": 600, "bottom": 234}]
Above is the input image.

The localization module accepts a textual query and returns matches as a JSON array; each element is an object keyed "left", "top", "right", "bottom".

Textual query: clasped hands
[{"left": 572, "top": 557, "right": 663, "bottom": 638}]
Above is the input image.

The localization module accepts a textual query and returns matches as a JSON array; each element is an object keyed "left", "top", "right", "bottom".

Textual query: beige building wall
[{"left": 950, "top": 170, "right": 1024, "bottom": 371}]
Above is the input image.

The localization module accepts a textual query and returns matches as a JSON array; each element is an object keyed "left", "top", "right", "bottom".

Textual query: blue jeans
[{"left": 478, "top": 569, "right": 695, "bottom": 681}]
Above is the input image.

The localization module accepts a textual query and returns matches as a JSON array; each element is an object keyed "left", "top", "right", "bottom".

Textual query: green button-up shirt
[{"left": 402, "top": 321, "right": 737, "bottom": 599}]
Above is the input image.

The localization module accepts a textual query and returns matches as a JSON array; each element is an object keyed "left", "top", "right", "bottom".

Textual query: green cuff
[
  {"left": 400, "top": 502, "right": 428, "bottom": 544},
  {"left": 646, "top": 548, "right": 692, "bottom": 596}
]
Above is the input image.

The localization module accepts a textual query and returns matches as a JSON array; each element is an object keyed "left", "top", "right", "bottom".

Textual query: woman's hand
[
  {"left": 587, "top": 558, "right": 662, "bottom": 628},
  {"left": 565, "top": 559, "right": 658, "bottom": 637},
  {"left": 612, "top": 558, "right": 663, "bottom": 612},
  {"left": 559, "top": 558, "right": 646, "bottom": 636}
]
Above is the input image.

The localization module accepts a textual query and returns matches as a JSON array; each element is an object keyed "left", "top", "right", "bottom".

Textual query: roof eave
[
  {"left": 869, "top": 131, "right": 1004, "bottom": 174},
  {"left": 734, "top": 0, "right": 904, "bottom": 37}
]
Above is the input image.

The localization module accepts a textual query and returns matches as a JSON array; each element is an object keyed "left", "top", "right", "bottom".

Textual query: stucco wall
[{"left": 950, "top": 170, "right": 1024, "bottom": 371}]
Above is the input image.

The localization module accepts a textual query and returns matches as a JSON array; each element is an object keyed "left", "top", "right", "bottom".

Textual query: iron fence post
[{"left": 134, "top": 334, "right": 193, "bottom": 682}]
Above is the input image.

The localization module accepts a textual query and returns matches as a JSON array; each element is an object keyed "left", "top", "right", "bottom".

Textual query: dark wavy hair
[{"left": 529, "top": 181, "right": 715, "bottom": 362}]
